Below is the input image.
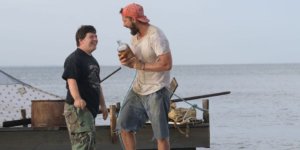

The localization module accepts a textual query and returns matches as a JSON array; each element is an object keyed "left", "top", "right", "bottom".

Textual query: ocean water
[{"left": 1, "top": 64, "right": 300, "bottom": 150}]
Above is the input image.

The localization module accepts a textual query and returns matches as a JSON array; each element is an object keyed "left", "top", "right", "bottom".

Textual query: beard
[{"left": 130, "top": 23, "right": 139, "bottom": 36}]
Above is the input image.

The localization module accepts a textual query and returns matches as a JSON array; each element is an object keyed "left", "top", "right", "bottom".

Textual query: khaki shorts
[{"left": 64, "top": 103, "right": 96, "bottom": 150}]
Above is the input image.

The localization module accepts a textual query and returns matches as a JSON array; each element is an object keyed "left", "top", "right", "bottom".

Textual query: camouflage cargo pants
[{"left": 64, "top": 103, "right": 96, "bottom": 150}]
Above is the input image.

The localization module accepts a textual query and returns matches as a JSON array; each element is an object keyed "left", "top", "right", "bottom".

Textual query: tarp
[{"left": 0, "top": 69, "right": 62, "bottom": 127}]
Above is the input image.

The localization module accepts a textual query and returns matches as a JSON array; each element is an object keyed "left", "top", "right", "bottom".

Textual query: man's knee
[
  {"left": 121, "top": 129, "right": 134, "bottom": 136},
  {"left": 157, "top": 137, "right": 169, "bottom": 143},
  {"left": 157, "top": 138, "right": 170, "bottom": 150}
]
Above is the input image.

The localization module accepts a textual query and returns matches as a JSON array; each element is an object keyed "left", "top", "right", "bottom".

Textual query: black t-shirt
[{"left": 62, "top": 48, "right": 101, "bottom": 118}]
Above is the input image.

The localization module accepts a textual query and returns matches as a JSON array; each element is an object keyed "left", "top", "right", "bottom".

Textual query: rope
[
  {"left": 167, "top": 88, "right": 208, "bottom": 112},
  {"left": 171, "top": 107, "right": 195, "bottom": 138},
  {"left": 167, "top": 88, "right": 206, "bottom": 137}
]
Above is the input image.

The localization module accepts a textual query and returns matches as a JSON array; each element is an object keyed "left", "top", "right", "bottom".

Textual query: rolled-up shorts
[
  {"left": 64, "top": 103, "right": 96, "bottom": 150},
  {"left": 117, "top": 87, "right": 171, "bottom": 139}
]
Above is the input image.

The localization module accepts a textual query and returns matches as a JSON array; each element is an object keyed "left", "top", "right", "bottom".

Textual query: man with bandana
[{"left": 117, "top": 3, "right": 173, "bottom": 150}]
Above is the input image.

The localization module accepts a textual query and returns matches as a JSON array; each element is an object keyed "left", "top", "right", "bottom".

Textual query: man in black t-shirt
[{"left": 62, "top": 25, "right": 108, "bottom": 150}]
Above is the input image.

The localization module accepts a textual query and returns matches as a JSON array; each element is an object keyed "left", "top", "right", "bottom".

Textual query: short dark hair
[{"left": 75, "top": 25, "right": 96, "bottom": 46}]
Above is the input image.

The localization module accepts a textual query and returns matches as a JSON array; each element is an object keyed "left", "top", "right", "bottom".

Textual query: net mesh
[{"left": 0, "top": 70, "right": 62, "bottom": 127}]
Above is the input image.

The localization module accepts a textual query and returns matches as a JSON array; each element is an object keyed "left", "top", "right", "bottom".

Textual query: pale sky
[{"left": 1, "top": 0, "right": 299, "bottom": 66}]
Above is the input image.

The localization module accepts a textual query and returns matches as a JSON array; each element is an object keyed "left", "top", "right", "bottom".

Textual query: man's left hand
[{"left": 100, "top": 105, "right": 108, "bottom": 120}]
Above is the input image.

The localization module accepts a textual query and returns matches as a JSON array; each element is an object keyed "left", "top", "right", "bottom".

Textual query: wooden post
[
  {"left": 109, "top": 105, "right": 117, "bottom": 143},
  {"left": 116, "top": 102, "right": 121, "bottom": 113},
  {"left": 202, "top": 99, "right": 209, "bottom": 123},
  {"left": 20, "top": 109, "right": 28, "bottom": 127},
  {"left": 21, "top": 109, "right": 26, "bottom": 119}
]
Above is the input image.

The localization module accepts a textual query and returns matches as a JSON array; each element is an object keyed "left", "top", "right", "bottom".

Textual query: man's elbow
[{"left": 164, "top": 63, "right": 172, "bottom": 71}]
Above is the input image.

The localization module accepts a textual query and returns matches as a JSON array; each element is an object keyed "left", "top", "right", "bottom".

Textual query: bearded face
[{"left": 130, "top": 22, "right": 139, "bottom": 36}]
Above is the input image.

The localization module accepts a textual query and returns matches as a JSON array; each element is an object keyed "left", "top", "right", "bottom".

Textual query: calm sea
[{"left": 1, "top": 64, "right": 300, "bottom": 150}]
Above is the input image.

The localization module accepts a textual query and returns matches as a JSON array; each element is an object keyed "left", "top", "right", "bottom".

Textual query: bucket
[{"left": 31, "top": 100, "right": 66, "bottom": 127}]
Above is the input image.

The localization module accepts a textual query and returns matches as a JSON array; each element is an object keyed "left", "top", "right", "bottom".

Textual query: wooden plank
[
  {"left": 0, "top": 126, "right": 121, "bottom": 150},
  {"left": 0, "top": 123, "right": 209, "bottom": 150}
]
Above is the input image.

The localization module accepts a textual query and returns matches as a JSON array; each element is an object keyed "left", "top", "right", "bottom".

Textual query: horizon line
[{"left": 1, "top": 62, "right": 300, "bottom": 68}]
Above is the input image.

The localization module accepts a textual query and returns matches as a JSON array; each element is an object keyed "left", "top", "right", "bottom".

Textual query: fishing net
[{"left": 0, "top": 69, "right": 62, "bottom": 127}]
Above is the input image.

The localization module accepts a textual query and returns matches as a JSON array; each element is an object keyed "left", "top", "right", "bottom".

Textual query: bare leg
[
  {"left": 157, "top": 138, "right": 170, "bottom": 150},
  {"left": 121, "top": 129, "right": 136, "bottom": 150}
]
